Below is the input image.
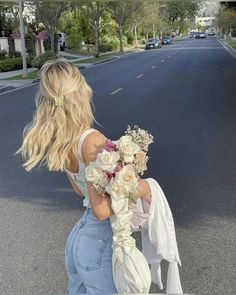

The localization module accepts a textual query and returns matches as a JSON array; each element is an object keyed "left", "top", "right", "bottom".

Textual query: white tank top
[{"left": 64, "top": 127, "right": 100, "bottom": 208}]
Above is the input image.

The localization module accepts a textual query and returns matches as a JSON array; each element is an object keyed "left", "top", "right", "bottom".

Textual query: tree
[
  {"left": 28, "top": 1, "right": 71, "bottom": 52},
  {"left": 110, "top": 0, "right": 143, "bottom": 52},
  {"left": 78, "top": 0, "right": 112, "bottom": 57},
  {"left": 166, "top": 0, "right": 202, "bottom": 34},
  {"left": 215, "top": 6, "right": 236, "bottom": 36}
]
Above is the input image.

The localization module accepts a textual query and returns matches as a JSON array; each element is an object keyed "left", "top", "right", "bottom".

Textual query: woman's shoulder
[{"left": 81, "top": 128, "right": 107, "bottom": 165}]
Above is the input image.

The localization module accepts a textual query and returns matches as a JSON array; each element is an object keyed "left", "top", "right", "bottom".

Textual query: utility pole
[{"left": 18, "top": 0, "right": 28, "bottom": 78}]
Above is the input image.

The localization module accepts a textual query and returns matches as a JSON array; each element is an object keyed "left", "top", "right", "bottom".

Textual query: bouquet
[
  {"left": 85, "top": 125, "right": 154, "bottom": 205},
  {"left": 85, "top": 125, "right": 154, "bottom": 293}
]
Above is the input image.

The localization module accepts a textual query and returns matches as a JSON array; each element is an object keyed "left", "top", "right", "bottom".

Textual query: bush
[
  {"left": 25, "top": 36, "right": 36, "bottom": 56},
  {"left": 231, "top": 28, "right": 236, "bottom": 38},
  {"left": 0, "top": 57, "right": 31, "bottom": 72},
  {"left": 67, "top": 27, "right": 83, "bottom": 51},
  {"left": 98, "top": 44, "right": 113, "bottom": 52},
  {"left": 0, "top": 50, "right": 7, "bottom": 59},
  {"left": 126, "top": 32, "right": 135, "bottom": 45},
  {"left": 101, "top": 35, "right": 119, "bottom": 51},
  {"left": 31, "top": 52, "right": 57, "bottom": 69},
  {"left": 8, "top": 51, "right": 21, "bottom": 58}
]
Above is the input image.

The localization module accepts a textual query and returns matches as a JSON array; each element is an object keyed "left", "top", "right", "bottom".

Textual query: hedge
[
  {"left": 0, "top": 57, "right": 33, "bottom": 72},
  {"left": 31, "top": 52, "right": 57, "bottom": 69}
]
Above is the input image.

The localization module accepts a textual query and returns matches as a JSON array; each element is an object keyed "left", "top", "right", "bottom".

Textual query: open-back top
[{"left": 64, "top": 127, "right": 100, "bottom": 208}]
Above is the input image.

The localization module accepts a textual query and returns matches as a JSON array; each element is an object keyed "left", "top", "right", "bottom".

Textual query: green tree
[
  {"left": 77, "top": 0, "right": 112, "bottom": 57},
  {"left": 166, "top": 0, "right": 201, "bottom": 34},
  {"left": 28, "top": 0, "right": 71, "bottom": 52},
  {"left": 109, "top": 0, "right": 143, "bottom": 52},
  {"left": 215, "top": 6, "right": 236, "bottom": 35}
]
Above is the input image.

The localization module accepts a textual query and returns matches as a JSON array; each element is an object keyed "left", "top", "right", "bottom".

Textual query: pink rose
[
  {"left": 104, "top": 139, "right": 118, "bottom": 152},
  {"left": 106, "top": 171, "right": 115, "bottom": 181},
  {"left": 114, "top": 162, "right": 123, "bottom": 173}
]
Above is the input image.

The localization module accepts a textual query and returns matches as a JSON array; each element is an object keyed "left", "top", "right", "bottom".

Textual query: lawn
[
  {"left": 2, "top": 70, "right": 39, "bottom": 80},
  {"left": 225, "top": 39, "right": 236, "bottom": 50}
]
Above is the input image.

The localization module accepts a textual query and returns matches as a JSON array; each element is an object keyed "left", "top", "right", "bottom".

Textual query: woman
[{"left": 16, "top": 59, "right": 151, "bottom": 294}]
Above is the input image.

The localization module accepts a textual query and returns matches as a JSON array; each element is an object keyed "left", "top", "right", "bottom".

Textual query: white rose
[
  {"left": 115, "top": 164, "right": 138, "bottom": 195},
  {"left": 96, "top": 150, "right": 120, "bottom": 173},
  {"left": 123, "top": 154, "right": 134, "bottom": 163},
  {"left": 85, "top": 163, "right": 108, "bottom": 187},
  {"left": 109, "top": 178, "right": 126, "bottom": 200},
  {"left": 118, "top": 135, "right": 140, "bottom": 155}
]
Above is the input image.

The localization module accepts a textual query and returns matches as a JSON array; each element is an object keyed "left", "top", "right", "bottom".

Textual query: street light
[{"left": 18, "top": 0, "right": 28, "bottom": 78}]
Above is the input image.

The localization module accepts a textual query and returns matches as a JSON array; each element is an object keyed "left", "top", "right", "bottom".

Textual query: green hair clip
[{"left": 53, "top": 95, "right": 64, "bottom": 107}]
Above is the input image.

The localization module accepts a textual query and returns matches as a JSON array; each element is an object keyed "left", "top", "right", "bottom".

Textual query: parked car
[
  {"left": 161, "top": 36, "right": 173, "bottom": 45},
  {"left": 195, "top": 32, "right": 206, "bottom": 39},
  {"left": 189, "top": 31, "right": 197, "bottom": 38},
  {"left": 208, "top": 31, "right": 215, "bottom": 36},
  {"left": 145, "top": 38, "right": 162, "bottom": 50},
  {"left": 58, "top": 32, "right": 66, "bottom": 51}
]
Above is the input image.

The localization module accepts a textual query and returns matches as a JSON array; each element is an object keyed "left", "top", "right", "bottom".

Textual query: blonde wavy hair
[{"left": 15, "top": 59, "right": 98, "bottom": 172}]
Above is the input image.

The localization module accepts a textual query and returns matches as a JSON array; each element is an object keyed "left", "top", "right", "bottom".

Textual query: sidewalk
[{"left": 0, "top": 47, "right": 143, "bottom": 95}]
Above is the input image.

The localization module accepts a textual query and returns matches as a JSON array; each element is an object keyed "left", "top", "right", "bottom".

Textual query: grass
[
  {"left": 2, "top": 70, "right": 39, "bottom": 80},
  {"left": 74, "top": 49, "right": 141, "bottom": 64},
  {"left": 225, "top": 39, "right": 236, "bottom": 50}
]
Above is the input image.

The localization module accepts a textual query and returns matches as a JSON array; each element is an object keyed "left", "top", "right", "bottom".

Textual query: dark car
[
  {"left": 145, "top": 38, "right": 162, "bottom": 50},
  {"left": 161, "top": 36, "right": 173, "bottom": 45}
]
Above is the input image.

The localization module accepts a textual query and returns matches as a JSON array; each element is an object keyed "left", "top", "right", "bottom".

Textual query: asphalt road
[{"left": 0, "top": 36, "right": 235, "bottom": 295}]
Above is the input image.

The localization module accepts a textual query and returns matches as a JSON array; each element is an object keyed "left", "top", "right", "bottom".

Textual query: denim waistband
[{"left": 76, "top": 206, "right": 111, "bottom": 229}]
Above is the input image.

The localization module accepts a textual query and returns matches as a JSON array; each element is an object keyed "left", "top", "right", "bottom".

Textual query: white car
[
  {"left": 199, "top": 32, "right": 206, "bottom": 39},
  {"left": 58, "top": 32, "right": 66, "bottom": 51}
]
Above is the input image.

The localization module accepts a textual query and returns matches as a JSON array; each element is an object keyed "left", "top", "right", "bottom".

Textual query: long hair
[{"left": 15, "top": 59, "right": 98, "bottom": 172}]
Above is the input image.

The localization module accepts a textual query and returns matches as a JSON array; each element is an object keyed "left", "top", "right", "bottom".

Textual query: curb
[
  {"left": 217, "top": 37, "right": 236, "bottom": 59},
  {"left": 0, "top": 49, "right": 141, "bottom": 95}
]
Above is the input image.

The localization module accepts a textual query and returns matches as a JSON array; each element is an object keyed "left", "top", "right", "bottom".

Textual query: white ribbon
[{"left": 109, "top": 196, "right": 151, "bottom": 293}]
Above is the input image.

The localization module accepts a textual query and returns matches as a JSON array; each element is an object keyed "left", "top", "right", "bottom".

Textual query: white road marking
[
  {"left": 151, "top": 66, "right": 156, "bottom": 69},
  {"left": 136, "top": 74, "right": 144, "bottom": 79},
  {"left": 161, "top": 59, "right": 165, "bottom": 63},
  {"left": 0, "top": 82, "right": 38, "bottom": 96},
  {"left": 110, "top": 88, "right": 123, "bottom": 95}
]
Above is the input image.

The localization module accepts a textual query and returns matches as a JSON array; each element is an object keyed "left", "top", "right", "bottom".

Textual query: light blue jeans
[{"left": 64, "top": 207, "right": 117, "bottom": 295}]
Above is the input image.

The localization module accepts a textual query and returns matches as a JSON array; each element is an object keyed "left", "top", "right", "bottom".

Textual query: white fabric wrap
[
  {"left": 130, "top": 178, "right": 183, "bottom": 294},
  {"left": 109, "top": 195, "right": 151, "bottom": 293}
]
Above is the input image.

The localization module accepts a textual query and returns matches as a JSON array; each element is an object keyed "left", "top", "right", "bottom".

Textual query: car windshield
[
  {"left": 148, "top": 39, "right": 155, "bottom": 42},
  {"left": 163, "top": 36, "right": 170, "bottom": 39}
]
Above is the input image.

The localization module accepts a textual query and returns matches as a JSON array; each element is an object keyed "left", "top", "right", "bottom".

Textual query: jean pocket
[{"left": 75, "top": 231, "right": 109, "bottom": 271}]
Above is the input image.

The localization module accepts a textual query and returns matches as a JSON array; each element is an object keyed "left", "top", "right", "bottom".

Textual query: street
[{"left": 0, "top": 36, "right": 235, "bottom": 294}]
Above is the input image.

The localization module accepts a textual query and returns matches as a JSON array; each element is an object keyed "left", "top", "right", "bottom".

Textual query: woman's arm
[
  {"left": 82, "top": 131, "right": 151, "bottom": 221},
  {"left": 66, "top": 173, "right": 84, "bottom": 198}
]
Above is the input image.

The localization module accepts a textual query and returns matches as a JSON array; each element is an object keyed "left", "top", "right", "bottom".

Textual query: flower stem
[{"left": 127, "top": 193, "right": 137, "bottom": 205}]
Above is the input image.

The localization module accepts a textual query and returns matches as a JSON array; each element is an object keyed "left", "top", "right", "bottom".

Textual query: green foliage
[
  {"left": 31, "top": 52, "right": 57, "bottom": 69},
  {"left": 0, "top": 49, "right": 7, "bottom": 59},
  {"left": 67, "top": 27, "right": 83, "bottom": 51},
  {"left": 0, "top": 57, "right": 31, "bottom": 72},
  {"left": 215, "top": 6, "right": 236, "bottom": 35},
  {"left": 8, "top": 51, "right": 21, "bottom": 58},
  {"left": 126, "top": 32, "right": 135, "bottom": 45},
  {"left": 101, "top": 35, "right": 119, "bottom": 51},
  {"left": 43, "top": 34, "right": 59, "bottom": 53},
  {"left": 25, "top": 35, "right": 36, "bottom": 56},
  {"left": 166, "top": 0, "right": 201, "bottom": 29},
  {"left": 98, "top": 44, "right": 113, "bottom": 52},
  {"left": 122, "top": 35, "right": 128, "bottom": 47}
]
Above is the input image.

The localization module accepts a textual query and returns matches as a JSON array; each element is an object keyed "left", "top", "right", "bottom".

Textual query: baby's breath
[{"left": 125, "top": 125, "right": 154, "bottom": 152}]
